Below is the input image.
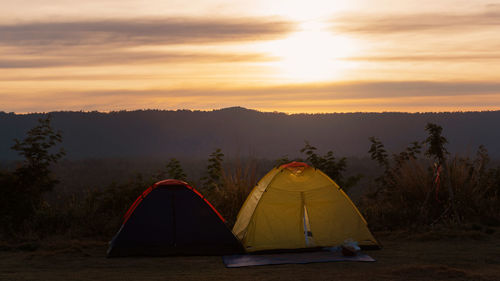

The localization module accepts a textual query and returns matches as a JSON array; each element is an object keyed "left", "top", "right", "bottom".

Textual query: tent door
[
  {"left": 301, "top": 193, "right": 315, "bottom": 247},
  {"left": 171, "top": 190, "right": 177, "bottom": 247}
]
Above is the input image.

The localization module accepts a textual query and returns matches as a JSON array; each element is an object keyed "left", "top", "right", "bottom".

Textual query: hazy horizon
[{"left": 3, "top": 105, "right": 500, "bottom": 115}]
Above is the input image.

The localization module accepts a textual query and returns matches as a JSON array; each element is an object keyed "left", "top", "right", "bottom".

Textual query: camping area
[
  {"left": 2, "top": 0, "right": 500, "bottom": 280},
  {"left": 1, "top": 110, "right": 500, "bottom": 280}
]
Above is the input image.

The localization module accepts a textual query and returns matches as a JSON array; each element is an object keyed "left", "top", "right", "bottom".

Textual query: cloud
[
  {"left": 346, "top": 54, "right": 500, "bottom": 62},
  {"left": 0, "top": 51, "right": 273, "bottom": 68},
  {"left": 3, "top": 80, "right": 500, "bottom": 113},
  {"left": 26, "top": 80, "right": 500, "bottom": 100},
  {"left": 0, "top": 17, "right": 294, "bottom": 47},
  {"left": 0, "top": 73, "right": 164, "bottom": 81},
  {"left": 333, "top": 8, "right": 500, "bottom": 34},
  {"left": 0, "top": 17, "right": 289, "bottom": 69}
]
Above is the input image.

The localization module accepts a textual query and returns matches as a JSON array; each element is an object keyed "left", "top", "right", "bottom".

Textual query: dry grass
[
  {"left": 360, "top": 154, "right": 500, "bottom": 230},
  {"left": 205, "top": 159, "right": 258, "bottom": 227}
]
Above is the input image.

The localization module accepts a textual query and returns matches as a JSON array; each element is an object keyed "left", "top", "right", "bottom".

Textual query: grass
[{"left": 360, "top": 152, "right": 500, "bottom": 230}]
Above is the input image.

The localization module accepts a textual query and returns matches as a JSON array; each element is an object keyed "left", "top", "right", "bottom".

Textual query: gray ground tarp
[{"left": 223, "top": 249, "right": 375, "bottom": 268}]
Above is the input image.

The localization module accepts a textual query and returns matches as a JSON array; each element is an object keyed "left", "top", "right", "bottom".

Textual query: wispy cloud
[
  {"left": 36, "top": 81, "right": 500, "bottom": 100},
  {"left": 333, "top": 8, "right": 500, "bottom": 34},
  {"left": 0, "top": 17, "right": 294, "bottom": 47},
  {"left": 0, "top": 17, "right": 290, "bottom": 69},
  {"left": 0, "top": 51, "right": 273, "bottom": 68},
  {"left": 346, "top": 54, "right": 500, "bottom": 62},
  {"left": 261, "top": 81, "right": 500, "bottom": 99}
]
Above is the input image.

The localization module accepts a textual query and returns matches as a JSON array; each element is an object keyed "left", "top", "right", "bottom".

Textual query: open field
[{"left": 1, "top": 231, "right": 499, "bottom": 281}]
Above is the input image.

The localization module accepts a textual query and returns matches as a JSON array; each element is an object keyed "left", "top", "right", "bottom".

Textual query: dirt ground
[{"left": 1, "top": 230, "right": 499, "bottom": 281}]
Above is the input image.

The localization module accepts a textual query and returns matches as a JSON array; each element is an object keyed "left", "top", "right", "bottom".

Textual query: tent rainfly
[
  {"left": 107, "top": 179, "right": 243, "bottom": 257},
  {"left": 233, "top": 162, "right": 380, "bottom": 252}
]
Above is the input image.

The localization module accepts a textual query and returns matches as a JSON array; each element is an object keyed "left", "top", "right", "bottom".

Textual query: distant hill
[{"left": 1, "top": 107, "right": 500, "bottom": 161}]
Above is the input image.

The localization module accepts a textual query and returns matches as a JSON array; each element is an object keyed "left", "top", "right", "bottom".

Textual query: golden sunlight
[
  {"left": 259, "top": 20, "right": 359, "bottom": 82},
  {"left": 258, "top": 0, "right": 352, "bottom": 20}
]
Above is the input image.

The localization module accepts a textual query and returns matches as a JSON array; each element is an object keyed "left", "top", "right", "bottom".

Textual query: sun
[{"left": 258, "top": 20, "right": 359, "bottom": 82}]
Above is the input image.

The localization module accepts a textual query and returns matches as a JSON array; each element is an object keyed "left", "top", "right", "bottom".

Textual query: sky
[{"left": 1, "top": 0, "right": 500, "bottom": 113}]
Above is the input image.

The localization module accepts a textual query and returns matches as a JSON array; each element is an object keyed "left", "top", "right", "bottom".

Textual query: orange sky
[{"left": 1, "top": 0, "right": 500, "bottom": 113}]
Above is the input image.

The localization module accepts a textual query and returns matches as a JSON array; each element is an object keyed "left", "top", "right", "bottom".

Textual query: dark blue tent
[{"left": 107, "top": 179, "right": 243, "bottom": 257}]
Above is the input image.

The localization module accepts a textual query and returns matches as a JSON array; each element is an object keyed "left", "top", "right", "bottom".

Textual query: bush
[
  {"left": 361, "top": 124, "right": 500, "bottom": 230},
  {"left": 212, "top": 159, "right": 258, "bottom": 227},
  {"left": 22, "top": 173, "right": 154, "bottom": 240}
]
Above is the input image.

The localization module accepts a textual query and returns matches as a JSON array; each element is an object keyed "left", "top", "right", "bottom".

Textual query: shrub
[
  {"left": 216, "top": 159, "right": 258, "bottom": 227},
  {"left": 361, "top": 124, "right": 500, "bottom": 230},
  {"left": 276, "top": 141, "right": 361, "bottom": 191},
  {"left": 162, "top": 158, "right": 187, "bottom": 181},
  {"left": 27, "top": 173, "right": 153, "bottom": 240},
  {"left": 201, "top": 148, "right": 224, "bottom": 192}
]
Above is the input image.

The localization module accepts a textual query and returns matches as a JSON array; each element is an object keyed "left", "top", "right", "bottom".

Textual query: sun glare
[
  {"left": 258, "top": 0, "right": 352, "bottom": 20},
  {"left": 259, "top": 20, "right": 359, "bottom": 82}
]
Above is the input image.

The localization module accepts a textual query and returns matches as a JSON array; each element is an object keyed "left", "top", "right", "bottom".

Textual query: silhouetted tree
[
  {"left": 424, "top": 123, "right": 448, "bottom": 164},
  {"left": 201, "top": 148, "right": 224, "bottom": 191},
  {"left": 274, "top": 155, "right": 291, "bottom": 167},
  {"left": 423, "top": 123, "right": 460, "bottom": 223},
  {"left": 368, "top": 137, "right": 389, "bottom": 170},
  {"left": 300, "top": 141, "right": 360, "bottom": 190},
  {"left": 0, "top": 115, "right": 65, "bottom": 231},
  {"left": 165, "top": 158, "right": 187, "bottom": 181}
]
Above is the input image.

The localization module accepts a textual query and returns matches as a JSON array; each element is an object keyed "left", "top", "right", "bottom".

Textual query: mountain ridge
[{"left": 1, "top": 107, "right": 499, "bottom": 160}]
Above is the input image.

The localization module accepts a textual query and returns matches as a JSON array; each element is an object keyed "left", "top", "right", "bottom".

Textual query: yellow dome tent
[{"left": 233, "top": 162, "right": 379, "bottom": 252}]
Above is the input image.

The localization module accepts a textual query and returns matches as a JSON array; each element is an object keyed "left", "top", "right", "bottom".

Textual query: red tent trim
[
  {"left": 122, "top": 179, "right": 226, "bottom": 224},
  {"left": 279, "top": 161, "right": 310, "bottom": 169}
]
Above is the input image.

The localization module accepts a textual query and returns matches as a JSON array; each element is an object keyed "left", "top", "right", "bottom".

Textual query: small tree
[
  {"left": 201, "top": 148, "right": 224, "bottom": 191},
  {"left": 274, "top": 155, "right": 291, "bottom": 167},
  {"left": 2, "top": 115, "right": 65, "bottom": 229},
  {"left": 368, "top": 137, "right": 389, "bottom": 170},
  {"left": 300, "top": 141, "right": 360, "bottom": 190},
  {"left": 424, "top": 123, "right": 448, "bottom": 164},
  {"left": 165, "top": 158, "right": 187, "bottom": 181},
  {"left": 300, "top": 142, "right": 322, "bottom": 167},
  {"left": 423, "top": 122, "right": 460, "bottom": 223}
]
